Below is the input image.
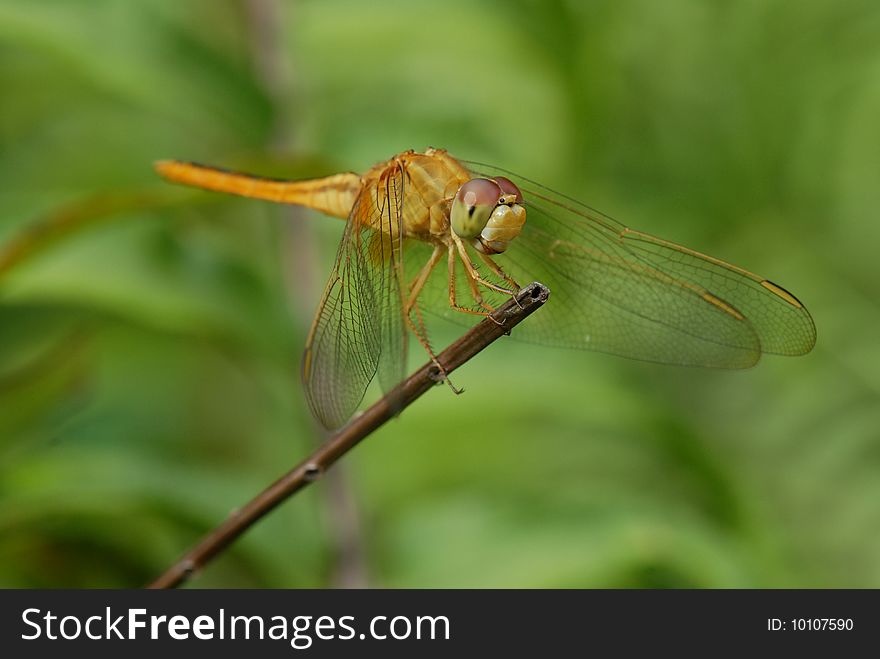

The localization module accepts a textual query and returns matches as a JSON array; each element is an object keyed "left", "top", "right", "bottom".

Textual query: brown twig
[{"left": 148, "top": 282, "right": 550, "bottom": 588}]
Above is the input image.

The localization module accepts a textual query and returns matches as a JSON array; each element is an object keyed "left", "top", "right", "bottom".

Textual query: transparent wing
[
  {"left": 302, "top": 163, "right": 407, "bottom": 429},
  {"left": 371, "top": 163, "right": 408, "bottom": 397},
  {"left": 459, "top": 161, "right": 816, "bottom": 368}
]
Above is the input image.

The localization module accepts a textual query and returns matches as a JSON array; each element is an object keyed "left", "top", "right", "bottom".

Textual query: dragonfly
[{"left": 155, "top": 148, "right": 816, "bottom": 429}]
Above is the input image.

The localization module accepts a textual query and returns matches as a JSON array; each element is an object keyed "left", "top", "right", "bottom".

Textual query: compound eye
[
  {"left": 492, "top": 176, "right": 523, "bottom": 204},
  {"left": 451, "top": 178, "right": 503, "bottom": 238},
  {"left": 458, "top": 178, "right": 503, "bottom": 208}
]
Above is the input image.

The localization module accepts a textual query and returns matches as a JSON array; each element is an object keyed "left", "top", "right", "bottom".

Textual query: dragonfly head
[{"left": 450, "top": 176, "right": 526, "bottom": 254}]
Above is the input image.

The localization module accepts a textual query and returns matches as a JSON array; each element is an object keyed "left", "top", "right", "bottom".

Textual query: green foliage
[{"left": 1, "top": 0, "right": 877, "bottom": 587}]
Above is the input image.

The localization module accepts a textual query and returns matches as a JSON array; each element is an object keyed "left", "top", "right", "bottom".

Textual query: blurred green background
[{"left": 1, "top": 0, "right": 878, "bottom": 588}]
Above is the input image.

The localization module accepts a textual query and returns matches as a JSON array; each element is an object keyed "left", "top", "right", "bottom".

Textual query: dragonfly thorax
[{"left": 450, "top": 177, "right": 526, "bottom": 254}]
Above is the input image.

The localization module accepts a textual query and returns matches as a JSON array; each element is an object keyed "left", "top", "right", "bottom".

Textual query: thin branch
[{"left": 148, "top": 282, "right": 550, "bottom": 589}]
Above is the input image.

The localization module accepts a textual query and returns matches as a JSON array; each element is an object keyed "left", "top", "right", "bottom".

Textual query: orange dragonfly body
[{"left": 156, "top": 148, "right": 816, "bottom": 428}]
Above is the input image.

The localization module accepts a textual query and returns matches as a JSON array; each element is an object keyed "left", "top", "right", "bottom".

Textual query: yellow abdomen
[{"left": 154, "top": 160, "right": 361, "bottom": 219}]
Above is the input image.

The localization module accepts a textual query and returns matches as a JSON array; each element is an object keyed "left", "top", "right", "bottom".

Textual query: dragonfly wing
[
  {"left": 302, "top": 163, "right": 407, "bottom": 428},
  {"left": 367, "top": 161, "right": 408, "bottom": 399},
  {"left": 617, "top": 227, "right": 816, "bottom": 357},
  {"left": 464, "top": 162, "right": 816, "bottom": 368}
]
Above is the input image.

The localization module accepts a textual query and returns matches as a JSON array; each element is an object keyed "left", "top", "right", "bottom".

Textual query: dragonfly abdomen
[{"left": 154, "top": 161, "right": 361, "bottom": 219}]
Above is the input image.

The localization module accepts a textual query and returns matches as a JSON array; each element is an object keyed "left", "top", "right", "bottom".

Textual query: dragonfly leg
[
  {"left": 404, "top": 245, "right": 464, "bottom": 393},
  {"left": 446, "top": 241, "right": 494, "bottom": 317},
  {"left": 463, "top": 265, "right": 495, "bottom": 313},
  {"left": 452, "top": 236, "right": 521, "bottom": 327},
  {"left": 405, "top": 296, "right": 463, "bottom": 395},
  {"left": 448, "top": 239, "right": 510, "bottom": 328},
  {"left": 476, "top": 252, "right": 519, "bottom": 291},
  {"left": 405, "top": 244, "right": 444, "bottom": 314},
  {"left": 475, "top": 252, "right": 521, "bottom": 308},
  {"left": 453, "top": 235, "right": 517, "bottom": 298}
]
